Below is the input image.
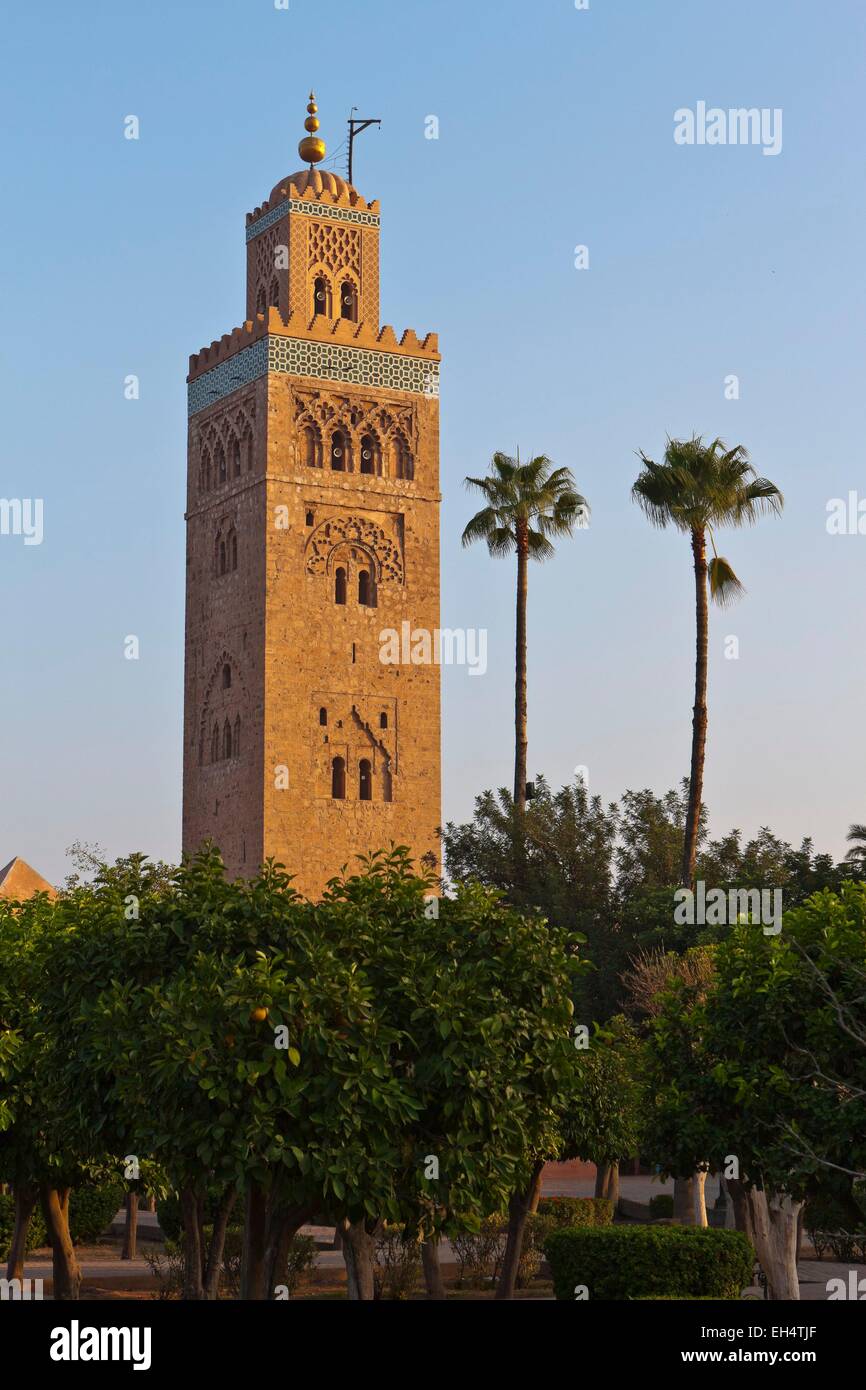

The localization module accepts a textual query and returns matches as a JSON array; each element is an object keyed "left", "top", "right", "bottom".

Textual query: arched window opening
[
  {"left": 330, "top": 429, "right": 347, "bottom": 472},
  {"left": 382, "top": 764, "right": 393, "bottom": 803},
  {"left": 331, "top": 756, "right": 346, "bottom": 800},
  {"left": 222, "top": 664, "right": 232, "bottom": 690},
  {"left": 230, "top": 531, "right": 238, "bottom": 571},
  {"left": 303, "top": 425, "right": 321, "bottom": 469},
  {"left": 222, "top": 720, "right": 232, "bottom": 760},
  {"left": 218, "top": 539, "right": 227, "bottom": 576},
  {"left": 231, "top": 438, "right": 241, "bottom": 477},
  {"left": 393, "top": 435, "right": 413, "bottom": 481},
  {"left": 319, "top": 707, "right": 328, "bottom": 726},
  {"left": 216, "top": 443, "right": 227, "bottom": 486},
  {"left": 306, "top": 510, "right": 315, "bottom": 526},
  {"left": 359, "top": 758, "right": 372, "bottom": 801},
  {"left": 379, "top": 712, "right": 388, "bottom": 729},
  {"left": 335, "top": 567, "right": 347, "bottom": 605},
  {"left": 255, "top": 284, "right": 266, "bottom": 315},
  {"left": 313, "top": 275, "right": 331, "bottom": 317},
  {"left": 203, "top": 450, "right": 212, "bottom": 492},
  {"left": 360, "top": 433, "right": 378, "bottom": 476},
  {"left": 211, "top": 723, "right": 220, "bottom": 763},
  {"left": 340, "top": 279, "right": 358, "bottom": 323},
  {"left": 358, "top": 569, "right": 376, "bottom": 608},
  {"left": 269, "top": 276, "right": 279, "bottom": 308},
  {"left": 234, "top": 716, "right": 241, "bottom": 756},
  {"left": 244, "top": 433, "right": 254, "bottom": 472}
]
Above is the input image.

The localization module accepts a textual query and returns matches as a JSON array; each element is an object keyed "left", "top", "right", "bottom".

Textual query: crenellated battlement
[
  {"left": 189, "top": 307, "right": 439, "bottom": 382},
  {"left": 246, "top": 175, "right": 380, "bottom": 226}
]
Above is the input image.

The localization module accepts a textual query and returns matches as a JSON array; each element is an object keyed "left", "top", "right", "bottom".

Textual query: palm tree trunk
[
  {"left": 681, "top": 526, "right": 708, "bottom": 888},
  {"left": 514, "top": 524, "right": 529, "bottom": 813}
]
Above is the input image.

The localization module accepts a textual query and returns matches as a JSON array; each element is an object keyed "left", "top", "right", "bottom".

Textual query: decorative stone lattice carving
[
  {"left": 305, "top": 515, "right": 403, "bottom": 585},
  {"left": 251, "top": 225, "right": 283, "bottom": 312},
  {"left": 307, "top": 222, "right": 360, "bottom": 277},
  {"left": 293, "top": 388, "right": 415, "bottom": 455},
  {"left": 193, "top": 397, "right": 256, "bottom": 490}
]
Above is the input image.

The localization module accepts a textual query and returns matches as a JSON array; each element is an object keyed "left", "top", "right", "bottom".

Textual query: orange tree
[
  {"left": 37, "top": 846, "right": 586, "bottom": 1300},
  {"left": 0, "top": 856, "right": 170, "bottom": 1297}
]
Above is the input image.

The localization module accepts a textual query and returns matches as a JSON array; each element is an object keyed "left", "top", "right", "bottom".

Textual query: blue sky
[{"left": 2, "top": 0, "right": 864, "bottom": 884}]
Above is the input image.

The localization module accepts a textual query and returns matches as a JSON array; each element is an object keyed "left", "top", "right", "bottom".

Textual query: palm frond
[
  {"left": 708, "top": 555, "right": 745, "bottom": 608},
  {"left": 526, "top": 529, "right": 556, "bottom": 561},
  {"left": 462, "top": 451, "right": 587, "bottom": 561}
]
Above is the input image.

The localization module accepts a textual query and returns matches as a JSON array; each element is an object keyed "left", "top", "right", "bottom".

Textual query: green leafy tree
[
  {"left": 462, "top": 452, "right": 587, "bottom": 818},
  {"left": 632, "top": 436, "right": 783, "bottom": 888},
  {"left": 644, "top": 884, "right": 866, "bottom": 1298},
  {"left": 442, "top": 777, "right": 617, "bottom": 1018},
  {"left": 560, "top": 1016, "right": 646, "bottom": 1205}
]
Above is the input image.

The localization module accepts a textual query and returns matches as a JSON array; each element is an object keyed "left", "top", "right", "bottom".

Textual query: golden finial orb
[{"left": 298, "top": 90, "right": 326, "bottom": 166}]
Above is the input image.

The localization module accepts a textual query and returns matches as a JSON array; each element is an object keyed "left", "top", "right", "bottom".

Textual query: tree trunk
[
  {"left": 121, "top": 1190, "right": 139, "bottom": 1260},
  {"left": 240, "top": 1181, "right": 268, "bottom": 1300},
  {"left": 746, "top": 1189, "right": 801, "bottom": 1300},
  {"left": 728, "top": 1177, "right": 750, "bottom": 1234},
  {"left": 604, "top": 1162, "right": 619, "bottom": 1208},
  {"left": 202, "top": 1189, "right": 237, "bottom": 1300},
  {"left": 513, "top": 526, "right": 529, "bottom": 815},
  {"left": 693, "top": 1167, "right": 708, "bottom": 1228},
  {"left": 421, "top": 1237, "right": 446, "bottom": 1299},
  {"left": 39, "top": 1184, "right": 81, "bottom": 1300},
  {"left": 495, "top": 1158, "right": 544, "bottom": 1301},
  {"left": 674, "top": 1175, "right": 696, "bottom": 1224},
  {"left": 341, "top": 1218, "right": 377, "bottom": 1300},
  {"left": 594, "top": 1163, "right": 610, "bottom": 1199},
  {"left": 262, "top": 1201, "right": 309, "bottom": 1298},
  {"left": 681, "top": 526, "right": 708, "bottom": 888},
  {"left": 6, "top": 1183, "right": 38, "bottom": 1282},
  {"left": 180, "top": 1186, "right": 204, "bottom": 1300}
]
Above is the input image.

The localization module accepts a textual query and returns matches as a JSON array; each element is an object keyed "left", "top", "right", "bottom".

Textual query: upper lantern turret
[{"left": 242, "top": 92, "right": 381, "bottom": 328}]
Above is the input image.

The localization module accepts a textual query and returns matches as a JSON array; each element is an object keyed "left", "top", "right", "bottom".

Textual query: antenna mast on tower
[{"left": 347, "top": 108, "right": 381, "bottom": 185}]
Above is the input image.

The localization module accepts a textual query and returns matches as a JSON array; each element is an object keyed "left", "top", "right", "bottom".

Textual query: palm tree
[
  {"left": 462, "top": 452, "right": 587, "bottom": 816},
  {"left": 632, "top": 436, "right": 783, "bottom": 888},
  {"left": 845, "top": 824, "right": 866, "bottom": 876}
]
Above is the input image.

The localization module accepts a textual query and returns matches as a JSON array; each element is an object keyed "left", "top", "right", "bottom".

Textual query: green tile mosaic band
[
  {"left": 188, "top": 336, "right": 439, "bottom": 416},
  {"left": 246, "top": 198, "right": 381, "bottom": 242}
]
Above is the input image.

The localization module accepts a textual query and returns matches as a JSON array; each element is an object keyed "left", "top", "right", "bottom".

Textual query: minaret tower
[{"left": 182, "top": 96, "right": 441, "bottom": 896}]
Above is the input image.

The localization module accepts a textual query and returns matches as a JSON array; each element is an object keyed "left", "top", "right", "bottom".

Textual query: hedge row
[
  {"left": 536, "top": 1197, "right": 613, "bottom": 1229},
  {"left": 545, "top": 1225, "right": 754, "bottom": 1300}
]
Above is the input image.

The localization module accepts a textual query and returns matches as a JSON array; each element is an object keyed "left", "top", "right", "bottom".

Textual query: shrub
[
  {"left": 69, "top": 1184, "right": 124, "bottom": 1244},
  {"left": 156, "top": 1193, "right": 183, "bottom": 1243},
  {"left": 373, "top": 1226, "right": 421, "bottom": 1300},
  {"left": 451, "top": 1215, "right": 506, "bottom": 1287},
  {"left": 545, "top": 1225, "right": 754, "bottom": 1301},
  {"left": 217, "top": 1226, "right": 317, "bottom": 1299},
  {"left": 0, "top": 1194, "right": 47, "bottom": 1258},
  {"left": 803, "top": 1191, "right": 866, "bottom": 1262},
  {"left": 144, "top": 1238, "right": 185, "bottom": 1300},
  {"left": 649, "top": 1194, "right": 674, "bottom": 1220},
  {"left": 516, "top": 1213, "right": 555, "bottom": 1288},
  {"left": 536, "top": 1197, "right": 613, "bottom": 1229},
  {"left": 280, "top": 1234, "right": 318, "bottom": 1298}
]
